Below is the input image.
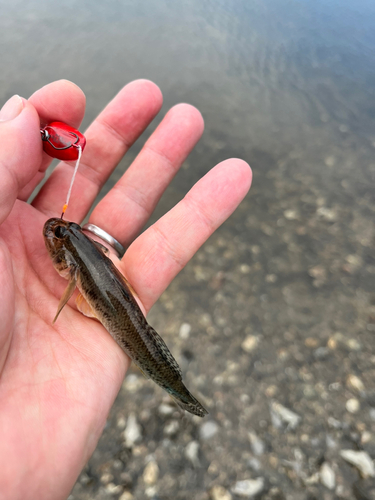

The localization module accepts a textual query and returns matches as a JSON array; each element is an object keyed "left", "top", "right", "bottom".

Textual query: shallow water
[{"left": 2, "top": 0, "right": 375, "bottom": 190}]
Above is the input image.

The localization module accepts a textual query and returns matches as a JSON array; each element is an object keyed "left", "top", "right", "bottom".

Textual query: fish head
[{"left": 43, "top": 218, "right": 81, "bottom": 276}]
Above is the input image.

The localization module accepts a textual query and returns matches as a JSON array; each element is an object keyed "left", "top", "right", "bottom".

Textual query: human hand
[{"left": 0, "top": 80, "right": 252, "bottom": 500}]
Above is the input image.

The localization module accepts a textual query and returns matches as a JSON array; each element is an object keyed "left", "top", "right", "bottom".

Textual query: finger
[
  {"left": 121, "top": 159, "right": 252, "bottom": 312},
  {"left": 19, "top": 80, "right": 86, "bottom": 201},
  {"left": 0, "top": 242, "right": 15, "bottom": 375},
  {"left": 29, "top": 79, "right": 86, "bottom": 128},
  {"left": 0, "top": 96, "right": 41, "bottom": 224},
  {"left": 32, "top": 80, "right": 163, "bottom": 221},
  {"left": 90, "top": 103, "right": 204, "bottom": 247}
]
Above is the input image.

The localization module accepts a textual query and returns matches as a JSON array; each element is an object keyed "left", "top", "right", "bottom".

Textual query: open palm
[{"left": 0, "top": 80, "right": 252, "bottom": 500}]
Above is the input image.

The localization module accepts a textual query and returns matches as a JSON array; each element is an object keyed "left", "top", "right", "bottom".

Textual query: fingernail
[{"left": 0, "top": 95, "right": 24, "bottom": 122}]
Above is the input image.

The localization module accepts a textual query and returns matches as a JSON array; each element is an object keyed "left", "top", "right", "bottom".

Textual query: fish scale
[{"left": 43, "top": 217, "right": 208, "bottom": 417}]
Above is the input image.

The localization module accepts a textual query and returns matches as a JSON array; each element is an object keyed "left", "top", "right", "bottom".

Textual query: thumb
[{"left": 0, "top": 95, "right": 42, "bottom": 225}]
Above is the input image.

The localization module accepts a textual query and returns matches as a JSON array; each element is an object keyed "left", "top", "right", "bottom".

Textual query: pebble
[
  {"left": 123, "top": 374, "right": 143, "bottom": 393},
  {"left": 270, "top": 401, "right": 301, "bottom": 430},
  {"left": 241, "top": 394, "right": 250, "bottom": 404},
  {"left": 347, "top": 338, "right": 362, "bottom": 351},
  {"left": 328, "top": 416, "right": 343, "bottom": 429},
  {"left": 308, "top": 265, "right": 326, "bottom": 280},
  {"left": 347, "top": 374, "right": 365, "bottom": 392},
  {"left": 119, "top": 493, "right": 134, "bottom": 500},
  {"left": 140, "top": 409, "right": 151, "bottom": 422},
  {"left": 200, "top": 421, "right": 219, "bottom": 440},
  {"left": 210, "top": 485, "right": 232, "bottom": 500},
  {"left": 340, "top": 450, "right": 375, "bottom": 478},
  {"left": 179, "top": 322, "right": 191, "bottom": 339},
  {"left": 247, "top": 458, "right": 261, "bottom": 471},
  {"left": 305, "top": 337, "right": 318, "bottom": 347},
  {"left": 79, "top": 473, "right": 91, "bottom": 485},
  {"left": 326, "top": 435, "right": 338, "bottom": 449},
  {"left": 117, "top": 416, "right": 126, "bottom": 429},
  {"left": 248, "top": 431, "right": 265, "bottom": 456},
  {"left": 305, "top": 472, "right": 320, "bottom": 485},
  {"left": 316, "top": 206, "right": 337, "bottom": 221},
  {"left": 124, "top": 413, "right": 142, "bottom": 447},
  {"left": 346, "top": 253, "right": 362, "bottom": 265},
  {"left": 164, "top": 420, "right": 179, "bottom": 436},
  {"left": 261, "top": 224, "right": 274, "bottom": 236},
  {"left": 346, "top": 398, "right": 360, "bottom": 413},
  {"left": 303, "top": 385, "right": 316, "bottom": 399},
  {"left": 185, "top": 440, "right": 200, "bottom": 467},
  {"left": 143, "top": 460, "right": 159, "bottom": 485},
  {"left": 284, "top": 209, "right": 299, "bottom": 220},
  {"left": 314, "top": 347, "right": 330, "bottom": 360},
  {"left": 265, "top": 385, "right": 278, "bottom": 397},
  {"left": 145, "top": 486, "right": 157, "bottom": 498},
  {"left": 100, "top": 473, "right": 114, "bottom": 484},
  {"left": 362, "top": 432, "right": 373, "bottom": 445},
  {"left": 265, "top": 274, "right": 277, "bottom": 283},
  {"left": 158, "top": 403, "right": 175, "bottom": 417},
  {"left": 240, "top": 264, "right": 251, "bottom": 274},
  {"left": 320, "top": 462, "right": 335, "bottom": 490},
  {"left": 324, "top": 156, "right": 336, "bottom": 167},
  {"left": 241, "top": 335, "right": 259, "bottom": 353},
  {"left": 105, "top": 483, "right": 123, "bottom": 494},
  {"left": 231, "top": 478, "right": 265, "bottom": 498}
]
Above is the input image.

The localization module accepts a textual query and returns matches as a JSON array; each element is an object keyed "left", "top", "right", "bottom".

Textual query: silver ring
[{"left": 82, "top": 223, "right": 125, "bottom": 258}]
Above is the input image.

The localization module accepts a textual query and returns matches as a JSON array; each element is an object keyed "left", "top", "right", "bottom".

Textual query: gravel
[
  {"left": 231, "top": 478, "right": 265, "bottom": 498},
  {"left": 340, "top": 450, "right": 375, "bottom": 478}
]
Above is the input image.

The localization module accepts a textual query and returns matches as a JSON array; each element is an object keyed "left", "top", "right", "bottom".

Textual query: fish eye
[{"left": 54, "top": 225, "right": 68, "bottom": 239}]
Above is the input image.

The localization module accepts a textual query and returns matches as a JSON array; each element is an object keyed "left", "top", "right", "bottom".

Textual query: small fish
[{"left": 43, "top": 218, "right": 208, "bottom": 417}]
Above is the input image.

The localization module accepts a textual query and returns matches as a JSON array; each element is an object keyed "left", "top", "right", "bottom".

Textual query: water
[
  {"left": 2, "top": 1, "right": 375, "bottom": 212},
  {"left": 2, "top": 1, "right": 375, "bottom": 164}
]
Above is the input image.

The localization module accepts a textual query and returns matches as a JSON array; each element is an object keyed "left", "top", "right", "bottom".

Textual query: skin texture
[{"left": 0, "top": 79, "right": 252, "bottom": 500}]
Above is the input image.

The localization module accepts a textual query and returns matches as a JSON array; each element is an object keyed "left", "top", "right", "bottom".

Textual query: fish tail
[{"left": 167, "top": 382, "right": 208, "bottom": 417}]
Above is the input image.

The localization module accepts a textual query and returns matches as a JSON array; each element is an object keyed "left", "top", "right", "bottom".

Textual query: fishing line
[{"left": 61, "top": 145, "right": 82, "bottom": 219}]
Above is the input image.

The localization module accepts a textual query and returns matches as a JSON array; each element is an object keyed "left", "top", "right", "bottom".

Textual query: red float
[{"left": 40, "top": 121, "right": 86, "bottom": 161}]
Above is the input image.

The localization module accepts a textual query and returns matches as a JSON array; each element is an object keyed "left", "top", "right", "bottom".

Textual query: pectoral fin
[
  {"left": 53, "top": 276, "right": 77, "bottom": 323},
  {"left": 76, "top": 293, "right": 98, "bottom": 319},
  {"left": 86, "top": 235, "right": 110, "bottom": 256},
  {"left": 92, "top": 240, "right": 110, "bottom": 255}
]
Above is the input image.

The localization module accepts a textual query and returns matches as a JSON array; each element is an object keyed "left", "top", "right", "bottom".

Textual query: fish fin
[
  {"left": 120, "top": 275, "right": 138, "bottom": 299},
  {"left": 53, "top": 276, "right": 77, "bottom": 323},
  {"left": 107, "top": 259, "right": 139, "bottom": 298},
  {"left": 167, "top": 383, "right": 209, "bottom": 418},
  {"left": 139, "top": 324, "right": 183, "bottom": 378},
  {"left": 105, "top": 263, "right": 184, "bottom": 381},
  {"left": 76, "top": 293, "right": 98, "bottom": 319},
  {"left": 107, "top": 274, "right": 183, "bottom": 379},
  {"left": 105, "top": 265, "right": 179, "bottom": 375},
  {"left": 85, "top": 234, "right": 110, "bottom": 255},
  {"left": 143, "top": 323, "right": 182, "bottom": 377},
  {"left": 134, "top": 364, "right": 150, "bottom": 380},
  {"left": 92, "top": 240, "right": 110, "bottom": 255}
]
